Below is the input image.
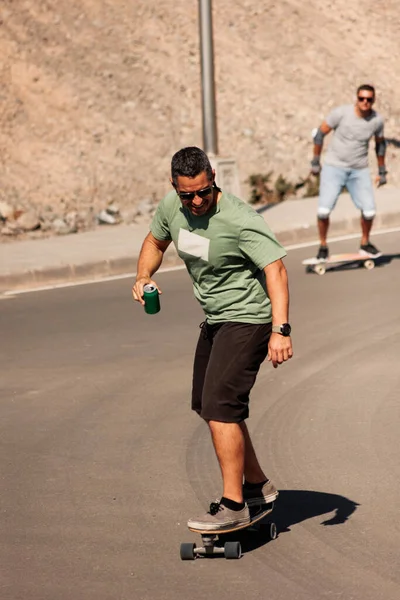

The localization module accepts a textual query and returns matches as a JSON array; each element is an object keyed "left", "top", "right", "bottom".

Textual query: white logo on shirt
[{"left": 178, "top": 229, "right": 209, "bottom": 261}]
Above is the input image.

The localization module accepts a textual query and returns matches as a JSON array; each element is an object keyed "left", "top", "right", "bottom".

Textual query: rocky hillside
[{"left": 1, "top": 0, "right": 399, "bottom": 238}]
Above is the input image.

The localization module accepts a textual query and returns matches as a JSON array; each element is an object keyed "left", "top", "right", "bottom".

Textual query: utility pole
[
  {"left": 198, "top": 0, "right": 240, "bottom": 195},
  {"left": 199, "top": 0, "right": 218, "bottom": 155}
]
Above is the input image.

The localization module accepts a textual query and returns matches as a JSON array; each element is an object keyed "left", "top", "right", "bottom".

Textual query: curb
[
  {"left": 1, "top": 213, "right": 399, "bottom": 293},
  {"left": 0, "top": 251, "right": 180, "bottom": 293}
]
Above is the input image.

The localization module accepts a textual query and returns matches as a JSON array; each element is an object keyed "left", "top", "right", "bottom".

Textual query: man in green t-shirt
[{"left": 132, "top": 146, "right": 293, "bottom": 531}]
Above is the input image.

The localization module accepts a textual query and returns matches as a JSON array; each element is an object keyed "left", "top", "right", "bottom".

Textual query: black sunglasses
[
  {"left": 358, "top": 96, "right": 374, "bottom": 103},
  {"left": 177, "top": 185, "right": 213, "bottom": 203}
]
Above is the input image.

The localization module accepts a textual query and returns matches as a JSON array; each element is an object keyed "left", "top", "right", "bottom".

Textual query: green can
[{"left": 143, "top": 284, "right": 160, "bottom": 315}]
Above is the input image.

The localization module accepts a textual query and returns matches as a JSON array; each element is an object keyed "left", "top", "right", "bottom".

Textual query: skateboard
[
  {"left": 302, "top": 252, "right": 380, "bottom": 275},
  {"left": 180, "top": 502, "right": 276, "bottom": 560}
]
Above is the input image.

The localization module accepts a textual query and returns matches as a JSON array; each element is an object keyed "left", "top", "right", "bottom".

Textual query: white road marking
[{"left": 3, "top": 226, "right": 400, "bottom": 296}]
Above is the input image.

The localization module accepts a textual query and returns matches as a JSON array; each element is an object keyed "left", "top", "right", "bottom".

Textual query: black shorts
[{"left": 191, "top": 321, "right": 272, "bottom": 423}]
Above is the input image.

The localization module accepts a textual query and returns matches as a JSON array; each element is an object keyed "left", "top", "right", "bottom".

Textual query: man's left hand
[
  {"left": 267, "top": 333, "right": 293, "bottom": 369},
  {"left": 376, "top": 167, "right": 387, "bottom": 187}
]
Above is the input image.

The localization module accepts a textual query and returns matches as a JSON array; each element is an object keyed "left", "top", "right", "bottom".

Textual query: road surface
[{"left": 1, "top": 231, "right": 399, "bottom": 600}]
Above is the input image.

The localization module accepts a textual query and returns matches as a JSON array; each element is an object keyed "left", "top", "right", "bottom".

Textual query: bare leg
[
  {"left": 208, "top": 420, "right": 244, "bottom": 503},
  {"left": 318, "top": 217, "right": 330, "bottom": 246},
  {"left": 240, "top": 421, "right": 268, "bottom": 483},
  {"left": 360, "top": 215, "right": 373, "bottom": 246}
]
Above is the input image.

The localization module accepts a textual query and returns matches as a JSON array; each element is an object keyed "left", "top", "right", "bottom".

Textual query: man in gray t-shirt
[{"left": 310, "top": 84, "right": 387, "bottom": 260}]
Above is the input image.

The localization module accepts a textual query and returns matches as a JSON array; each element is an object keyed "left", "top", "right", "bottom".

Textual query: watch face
[{"left": 281, "top": 323, "right": 291, "bottom": 336}]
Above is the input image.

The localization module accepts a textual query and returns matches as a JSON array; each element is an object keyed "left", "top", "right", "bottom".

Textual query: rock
[
  {"left": 0, "top": 201, "right": 14, "bottom": 220},
  {"left": 106, "top": 204, "right": 120, "bottom": 215},
  {"left": 78, "top": 209, "right": 95, "bottom": 229},
  {"left": 52, "top": 218, "right": 72, "bottom": 235},
  {"left": 97, "top": 209, "right": 118, "bottom": 225},
  {"left": 135, "top": 198, "right": 155, "bottom": 216},
  {"left": 120, "top": 208, "right": 138, "bottom": 224},
  {"left": 65, "top": 211, "right": 79, "bottom": 233},
  {"left": 39, "top": 219, "right": 53, "bottom": 232},
  {"left": 15, "top": 210, "right": 41, "bottom": 231},
  {"left": 1, "top": 223, "right": 20, "bottom": 236}
]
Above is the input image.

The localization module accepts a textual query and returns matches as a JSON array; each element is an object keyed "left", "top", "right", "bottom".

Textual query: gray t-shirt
[{"left": 324, "top": 104, "right": 384, "bottom": 169}]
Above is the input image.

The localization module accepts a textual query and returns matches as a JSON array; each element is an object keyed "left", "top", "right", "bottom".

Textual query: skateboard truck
[
  {"left": 181, "top": 534, "right": 241, "bottom": 560},
  {"left": 180, "top": 504, "right": 277, "bottom": 560}
]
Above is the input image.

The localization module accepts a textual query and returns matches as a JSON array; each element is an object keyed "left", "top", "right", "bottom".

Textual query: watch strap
[{"left": 272, "top": 324, "right": 291, "bottom": 335}]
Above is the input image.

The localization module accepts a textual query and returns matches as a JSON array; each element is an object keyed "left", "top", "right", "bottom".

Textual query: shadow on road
[
  {"left": 369, "top": 253, "right": 400, "bottom": 267},
  {"left": 273, "top": 489, "right": 359, "bottom": 529},
  {"left": 222, "top": 489, "right": 359, "bottom": 555}
]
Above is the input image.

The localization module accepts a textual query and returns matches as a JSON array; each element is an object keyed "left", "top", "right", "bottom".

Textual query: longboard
[
  {"left": 180, "top": 502, "right": 276, "bottom": 560},
  {"left": 302, "top": 252, "right": 381, "bottom": 275}
]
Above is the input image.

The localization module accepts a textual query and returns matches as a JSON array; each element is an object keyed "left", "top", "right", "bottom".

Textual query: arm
[
  {"left": 375, "top": 135, "right": 387, "bottom": 187},
  {"left": 264, "top": 259, "right": 293, "bottom": 368},
  {"left": 311, "top": 121, "right": 332, "bottom": 175},
  {"left": 132, "top": 232, "right": 171, "bottom": 305}
]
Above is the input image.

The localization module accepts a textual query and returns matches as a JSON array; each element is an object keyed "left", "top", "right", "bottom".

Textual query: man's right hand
[
  {"left": 132, "top": 276, "right": 161, "bottom": 306},
  {"left": 310, "top": 156, "right": 321, "bottom": 176}
]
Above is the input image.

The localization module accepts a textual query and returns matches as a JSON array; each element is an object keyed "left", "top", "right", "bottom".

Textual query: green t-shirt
[{"left": 150, "top": 190, "right": 286, "bottom": 324}]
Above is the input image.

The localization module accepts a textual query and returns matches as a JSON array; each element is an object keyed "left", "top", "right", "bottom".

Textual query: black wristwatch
[{"left": 272, "top": 323, "right": 292, "bottom": 336}]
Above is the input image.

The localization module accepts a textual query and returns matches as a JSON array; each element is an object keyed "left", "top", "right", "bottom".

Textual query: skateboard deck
[
  {"left": 302, "top": 252, "right": 380, "bottom": 275},
  {"left": 180, "top": 502, "right": 276, "bottom": 560}
]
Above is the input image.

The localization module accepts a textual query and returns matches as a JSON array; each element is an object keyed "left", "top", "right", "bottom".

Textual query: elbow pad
[
  {"left": 313, "top": 127, "right": 326, "bottom": 145},
  {"left": 375, "top": 139, "right": 387, "bottom": 157}
]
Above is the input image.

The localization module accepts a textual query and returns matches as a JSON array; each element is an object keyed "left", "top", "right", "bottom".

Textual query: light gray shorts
[{"left": 318, "top": 165, "right": 376, "bottom": 220}]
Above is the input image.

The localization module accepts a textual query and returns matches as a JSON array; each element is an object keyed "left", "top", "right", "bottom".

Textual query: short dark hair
[
  {"left": 357, "top": 84, "right": 375, "bottom": 96},
  {"left": 171, "top": 146, "right": 213, "bottom": 186}
]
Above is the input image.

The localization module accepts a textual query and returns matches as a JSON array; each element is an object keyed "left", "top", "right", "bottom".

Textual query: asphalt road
[{"left": 1, "top": 231, "right": 400, "bottom": 600}]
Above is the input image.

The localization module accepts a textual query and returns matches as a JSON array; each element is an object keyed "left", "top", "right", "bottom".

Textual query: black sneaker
[
  {"left": 316, "top": 245, "right": 329, "bottom": 261},
  {"left": 360, "top": 242, "right": 382, "bottom": 257}
]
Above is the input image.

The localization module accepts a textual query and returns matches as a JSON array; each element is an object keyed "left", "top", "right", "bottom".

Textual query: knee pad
[
  {"left": 313, "top": 127, "right": 326, "bottom": 145},
  {"left": 317, "top": 208, "right": 331, "bottom": 220},
  {"left": 362, "top": 210, "right": 375, "bottom": 220},
  {"left": 375, "top": 139, "right": 387, "bottom": 157}
]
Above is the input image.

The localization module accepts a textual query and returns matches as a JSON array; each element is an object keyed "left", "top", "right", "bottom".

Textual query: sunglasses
[
  {"left": 176, "top": 185, "right": 213, "bottom": 203},
  {"left": 358, "top": 96, "right": 374, "bottom": 103}
]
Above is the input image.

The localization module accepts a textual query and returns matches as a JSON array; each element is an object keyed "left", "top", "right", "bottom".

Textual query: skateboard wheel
[
  {"left": 224, "top": 541, "right": 241, "bottom": 559},
  {"left": 269, "top": 522, "right": 277, "bottom": 540},
  {"left": 314, "top": 264, "right": 326, "bottom": 275},
  {"left": 363, "top": 259, "right": 375, "bottom": 270},
  {"left": 180, "top": 542, "right": 196, "bottom": 560}
]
